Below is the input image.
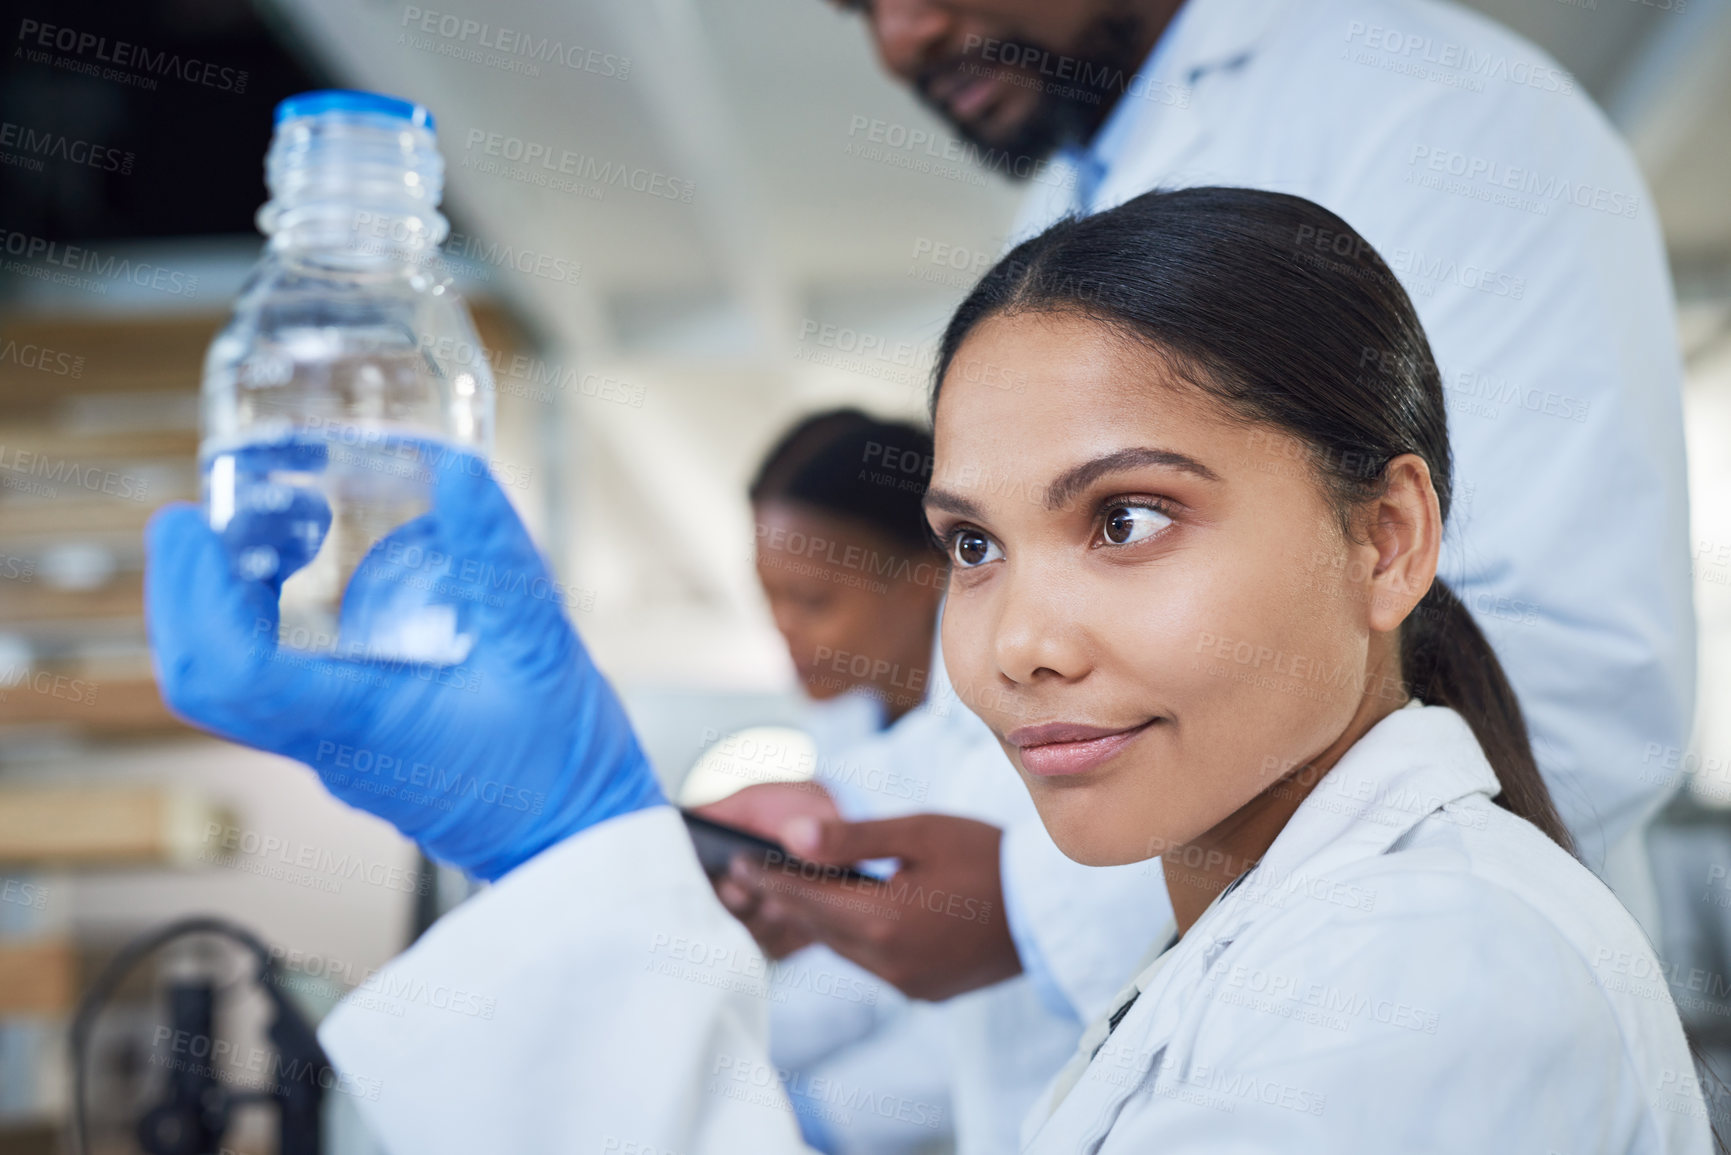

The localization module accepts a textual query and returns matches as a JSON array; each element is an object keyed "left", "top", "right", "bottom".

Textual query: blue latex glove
[{"left": 146, "top": 448, "right": 664, "bottom": 880}]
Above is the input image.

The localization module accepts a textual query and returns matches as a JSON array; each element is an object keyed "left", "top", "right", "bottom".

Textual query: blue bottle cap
[{"left": 273, "top": 89, "right": 435, "bottom": 131}]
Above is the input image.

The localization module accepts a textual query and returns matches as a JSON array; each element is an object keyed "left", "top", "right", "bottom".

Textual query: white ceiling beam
[{"left": 590, "top": 0, "right": 802, "bottom": 355}]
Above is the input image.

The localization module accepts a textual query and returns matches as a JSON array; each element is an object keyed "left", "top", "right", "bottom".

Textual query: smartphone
[{"left": 679, "top": 810, "right": 881, "bottom": 884}]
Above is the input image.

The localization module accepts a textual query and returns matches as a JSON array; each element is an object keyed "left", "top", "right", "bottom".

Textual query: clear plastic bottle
[{"left": 201, "top": 90, "right": 495, "bottom": 666}]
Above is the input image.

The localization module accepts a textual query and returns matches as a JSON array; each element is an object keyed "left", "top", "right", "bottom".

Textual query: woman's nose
[{"left": 990, "top": 564, "right": 1092, "bottom": 687}]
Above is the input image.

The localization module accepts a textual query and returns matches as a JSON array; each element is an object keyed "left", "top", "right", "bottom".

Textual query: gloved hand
[{"left": 146, "top": 447, "right": 663, "bottom": 880}]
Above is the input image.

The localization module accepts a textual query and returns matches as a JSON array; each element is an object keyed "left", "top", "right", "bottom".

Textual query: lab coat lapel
[
  {"left": 1023, "top": 920, "right": 1222, "bottom": 1152},
  {"left": 1024, "top": 706, "right": 1501, "bottom": 1153},
  {"left": 1243, "top": 705, "right": 1500, "bottom": 895}
]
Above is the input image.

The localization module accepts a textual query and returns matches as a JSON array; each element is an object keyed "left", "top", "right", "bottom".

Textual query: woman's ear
[{"left": 1363, "top": 453, "right": 1442, "bottom": 634}]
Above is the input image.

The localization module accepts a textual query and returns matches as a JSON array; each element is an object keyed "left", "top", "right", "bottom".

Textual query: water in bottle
[{"left": 201, "top": 90, "right": 495, "bottom": 666}]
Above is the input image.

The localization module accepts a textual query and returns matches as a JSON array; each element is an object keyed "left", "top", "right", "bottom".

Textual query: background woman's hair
[
  {"left": 749, "top": 408, "right": 937, "bottom": 554},
  {"left": 932, "top": 186, "right": 1573, "bottom": 853}
]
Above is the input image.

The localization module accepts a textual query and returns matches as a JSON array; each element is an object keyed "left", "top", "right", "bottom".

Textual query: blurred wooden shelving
[
  {"left": 0, "top": 310, "right": 215, "bottom": 741},
  {"left": 0, "top": 302, "right": 530, "bottom": 741},
  {"left": 0, "top": 940, "right": 74, "bottom": 1016},
  {"left": 0, "top": 785, "right": 229, "bottom": 865}
]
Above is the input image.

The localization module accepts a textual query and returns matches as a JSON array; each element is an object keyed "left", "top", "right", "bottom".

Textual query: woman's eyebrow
[
  {"left": 1044, "top": 447, "right": 1220, "bottom": 510},
  {"left": 924, "top": 446, "right": 1219, "bottom": 521},
  {"left": 923, "top": 488, "right": 984, "bottom": 520}
]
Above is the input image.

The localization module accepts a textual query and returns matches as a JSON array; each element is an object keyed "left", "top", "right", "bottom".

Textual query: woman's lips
[{"left": 1008, "top": 719, "right": 1158, "bottom": 778}]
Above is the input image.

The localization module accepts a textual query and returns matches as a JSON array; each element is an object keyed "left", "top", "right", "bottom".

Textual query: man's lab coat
[{"left": 319, "top": 707, "right": 1711, "bottom": 1152}]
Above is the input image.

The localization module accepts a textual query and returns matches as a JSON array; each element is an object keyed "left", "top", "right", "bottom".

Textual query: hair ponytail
[
  {"left": 931, "top": 186, "right": 1574, "bottom": 853},
  {"left": 1404, "top": 582, "right": 1574, "bottom": 853}
]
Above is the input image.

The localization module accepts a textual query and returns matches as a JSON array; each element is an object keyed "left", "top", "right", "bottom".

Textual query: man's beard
[{"left": 912, "top": 10, "right": 1154, "bottom": 179}]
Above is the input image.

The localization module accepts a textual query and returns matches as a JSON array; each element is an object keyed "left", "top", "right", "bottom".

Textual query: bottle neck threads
[{"left": 258, "top": 111, "right": 448, "bottom": 262}]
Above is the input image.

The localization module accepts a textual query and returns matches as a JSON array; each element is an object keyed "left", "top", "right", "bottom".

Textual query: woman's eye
[
  {"left": 950, "top": 529, "right": 1003, "bottom": 568},
  {"left": 1101, "top": 504, "right": 1171, "bottom": 546}
]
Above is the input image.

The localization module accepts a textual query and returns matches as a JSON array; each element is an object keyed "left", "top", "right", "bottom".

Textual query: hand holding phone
[{"left": 680, "top": 810, "right": 877, "bottom": 884}]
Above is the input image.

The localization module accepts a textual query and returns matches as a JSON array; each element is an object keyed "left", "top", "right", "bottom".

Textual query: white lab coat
[
  {"left": 996, "top": 0, "right": 1694, "bottom": 1033},
  {"left": 760, "top": 690, "right": 956, "bottom": 1155},
  {"left": 319, "top": 704, "right": 1711, "bottom": 1152}
]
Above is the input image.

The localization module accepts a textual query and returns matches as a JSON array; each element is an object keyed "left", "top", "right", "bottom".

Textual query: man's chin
[
  {"left": 916, "top": 94, "right": 1066, "bottom": 175},
  {"left": 952, "top": 104, "right": 1099, "bottom": 180}
]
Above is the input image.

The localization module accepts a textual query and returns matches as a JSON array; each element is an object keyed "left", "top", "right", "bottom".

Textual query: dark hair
[
  {"left": 932, "top": 186, "right": 1573, "bottom": 854},
  {"left": 748, "top": 408, "right": 936, "bottom": 554}
]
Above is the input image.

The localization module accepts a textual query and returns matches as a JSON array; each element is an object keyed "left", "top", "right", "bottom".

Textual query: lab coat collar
[
  {"left": 1156, "top": 0, "right": 1289, "bottom": 87},
  {"left": 1080, "top": 0, "right": 1289, "bottom": 162},
  {"left": 1226, "top": 703, "right": 1500, "bottom": 920},
  {"left": 1070, "top": 0, "right": 1203, "bottom": 196},
  {"left": 1028, "top": 707, "right": 1532, "bottom": 1147},
  {"left": 1082, "top": 0, "right": 1289, "bottom": 214}
]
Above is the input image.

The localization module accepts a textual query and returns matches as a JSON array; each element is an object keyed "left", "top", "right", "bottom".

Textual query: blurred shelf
[
  {"left": 0, "top": 1120, "right": 58, "bottom": 1155},
  {"left": 0, "top": 939, "right": 73, "bottom": 1015},
  {"left": 0, "top": 426, "right": 199, "bottom": 460},
  {"left": 0, "top": 314, "right": 225, "bottom": 416},
  {"left": 0, "top": 573, "right": 144, "bottom": 624},
  {"left": 0, "top": 785, "right": 224, "bottom": 866},
  {"left": 0, "top": 674, "right": 182, "bottom": 734},
  {"left": 0, "top": 501, "right": 160, "bottom": 539},
  {"left": 0, "top": 313, "right": 207, "bottom": 747}
]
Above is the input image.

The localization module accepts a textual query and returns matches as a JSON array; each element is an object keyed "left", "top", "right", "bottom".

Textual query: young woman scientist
[{"left": 144, "top": 187, "right": 1712, "bottom": 1152}]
